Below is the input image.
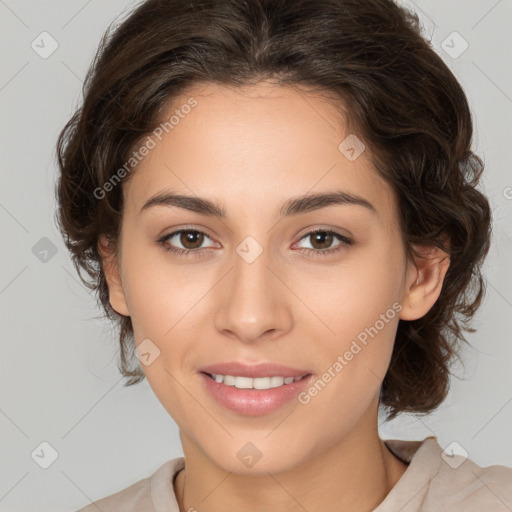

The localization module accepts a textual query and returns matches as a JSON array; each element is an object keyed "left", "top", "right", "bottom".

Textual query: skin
[{"left": 99, "top": 80, "right": 450, "bottom": 512}]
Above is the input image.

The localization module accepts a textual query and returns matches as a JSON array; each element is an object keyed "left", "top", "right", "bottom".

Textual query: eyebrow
[{"left": 140, "top": 189, "right": 377, "bottom": 218}]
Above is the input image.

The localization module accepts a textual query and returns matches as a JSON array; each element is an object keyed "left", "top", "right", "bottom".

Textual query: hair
[{"left": 55, "top": 0, "right": 492, "bottom": 421}]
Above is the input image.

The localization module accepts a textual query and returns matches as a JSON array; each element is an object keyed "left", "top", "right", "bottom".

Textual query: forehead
[{"left": 123, "top": 81, "right": 398, "bottom": 225}]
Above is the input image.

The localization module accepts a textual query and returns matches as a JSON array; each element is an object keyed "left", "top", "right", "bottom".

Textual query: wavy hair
[{"left": 55, "top": 0, "right": 492, "bottom": 421}]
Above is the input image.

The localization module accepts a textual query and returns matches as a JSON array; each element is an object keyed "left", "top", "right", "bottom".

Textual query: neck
[{"left": 173, "top": 403, "right": 408, "bottom": 512}]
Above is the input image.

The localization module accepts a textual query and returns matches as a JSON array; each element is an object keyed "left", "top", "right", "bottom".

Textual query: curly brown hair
[{"left": 55, "top": 0, "right": 492, "bottom": 421}]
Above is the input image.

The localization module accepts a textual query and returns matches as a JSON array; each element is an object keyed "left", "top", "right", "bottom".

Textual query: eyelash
[{"left": 157, "top": 228, "right": 352, "bottom": 258}]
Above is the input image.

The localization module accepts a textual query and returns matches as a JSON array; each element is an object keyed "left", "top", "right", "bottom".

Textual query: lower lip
[{"left": 199, "top": 372, "right": 313, "bottom": 416}]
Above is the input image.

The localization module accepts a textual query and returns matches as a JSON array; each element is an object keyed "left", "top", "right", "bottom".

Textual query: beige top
[{"left": 76, "top": 436, "right": 512, "bottom": 511}]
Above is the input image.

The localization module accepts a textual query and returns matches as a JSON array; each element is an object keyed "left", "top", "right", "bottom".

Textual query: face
[{"left": 100, "top": 81, "right": 444, "bottom": 474}]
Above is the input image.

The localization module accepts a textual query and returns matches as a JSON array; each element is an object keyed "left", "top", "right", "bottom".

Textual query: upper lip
[{"left": 199, "top": 362, "right": 312, "bottom": 378}]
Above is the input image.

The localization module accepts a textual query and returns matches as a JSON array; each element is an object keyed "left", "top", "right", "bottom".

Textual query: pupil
[
  {"left": 181, "top": 230, "right": 203, "bottom": 249},
  {"left": 313, "top": 232, "right": 332, "bottom": 249}
]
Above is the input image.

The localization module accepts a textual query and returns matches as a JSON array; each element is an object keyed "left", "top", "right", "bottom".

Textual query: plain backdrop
[{"left": 0, "top": 0, "right": 511, "bottom": 510}]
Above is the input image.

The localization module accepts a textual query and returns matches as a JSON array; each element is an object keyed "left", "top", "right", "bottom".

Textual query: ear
[
  {"left": 97, "top": 234, "right": 130, "bottom": 317},
  {"left": 399, "top": 239, "right": 450, "bottom": 321}
]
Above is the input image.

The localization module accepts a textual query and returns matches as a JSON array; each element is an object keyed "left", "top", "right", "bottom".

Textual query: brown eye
[
  {"left": 309, "top": 231, "right": 335, "bottom": 250},
  {"left": 158, "top": 229, "right": 216, "bottom": 256},
  {"left": 179, "top": 230, "right": 205, "bottom": 249},
  {"left": 295, "top": 229, "right": 352, "bottom": 257}
]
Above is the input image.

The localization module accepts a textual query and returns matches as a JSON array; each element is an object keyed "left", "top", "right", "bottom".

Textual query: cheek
[
  {"left": 301, "top": 249, "right": 403, "bottom": 336},
  {"left": 120, "top": 248, "right": 213, "bottom": 388},
  {"left": 294, "top": 242, "right": 404, "bottom": 388},
  {"left": 121, "top": 245, "right": 197, "bottom": 336},
  {"left": 120, "top": 251, "right": 200, "bottom": 418},
  {"left": 296, "top": 261, "right": 403, "bottom": 433}
]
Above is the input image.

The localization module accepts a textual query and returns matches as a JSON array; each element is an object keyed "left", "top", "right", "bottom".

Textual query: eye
[
  {"left": 157, "top": 227, "right": 352, "bottom": 258},
  {"left": 294, "top": 229, "right": 352, "bottom": 257},
  {"left": 157, "top": 229, "right": 217, "bottom": 257}
]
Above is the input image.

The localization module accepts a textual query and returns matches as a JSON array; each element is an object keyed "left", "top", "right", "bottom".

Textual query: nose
[{"left": 213, "top": 245, "right": 293, "bottom": 344}]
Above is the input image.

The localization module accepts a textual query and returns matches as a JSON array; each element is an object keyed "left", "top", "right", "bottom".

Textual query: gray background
[{"left": 0, "top": 0, "right": 511, "bottom": 510}]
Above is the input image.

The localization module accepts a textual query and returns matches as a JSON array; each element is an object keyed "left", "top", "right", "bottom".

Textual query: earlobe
[
  {"left": 97, "top": 234, "right": 130, "bottom": 317},
  {"left": 399, "top": 243, "right": 450, "bottom": 321}
]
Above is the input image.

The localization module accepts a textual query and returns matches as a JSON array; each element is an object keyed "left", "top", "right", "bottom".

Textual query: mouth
[
  {"left": 199, "top": 361, "right": 312, "bottom": 379},
  {"left": 201, "top": 371, "right": 311, "bottom": 390},
  {"left": 197, "top": 362, "right": 314, "bottom": 416}
]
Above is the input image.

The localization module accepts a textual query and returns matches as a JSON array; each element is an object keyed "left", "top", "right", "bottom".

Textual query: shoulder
[
  {"left": 75, "top": 474, "right": 152, "bottom": 512},
  {"left": 427, "top": 453, "right": 512, "bottom": 511},
  {"left": 74, "top": 457, "right": 185, "bottom": 512},
  {"left": 378, "top": 437, "right": 512, "bottom": 511}
]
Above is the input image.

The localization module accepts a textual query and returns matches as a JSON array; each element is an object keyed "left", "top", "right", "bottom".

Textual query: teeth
[{"left": 209, "top": 373, "right": 307, "bottom": 390}]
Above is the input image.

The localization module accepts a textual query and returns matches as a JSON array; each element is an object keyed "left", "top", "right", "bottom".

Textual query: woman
[{"left": 55, "top": 0, "right": 512, "bottom": 510}]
